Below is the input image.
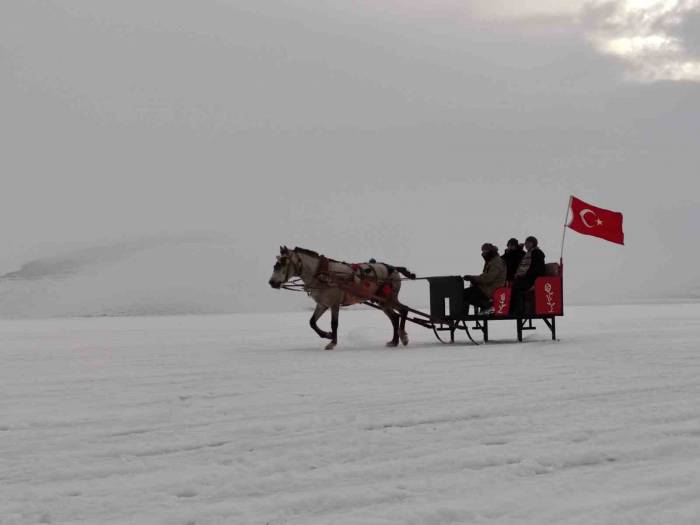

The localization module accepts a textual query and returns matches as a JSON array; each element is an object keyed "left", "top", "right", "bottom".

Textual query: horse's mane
[
  {"left": 293, "top": 247, "right": 320, "bottom": 257},
  {"left": 294, "top": 247, "right": 346, "bottom": 265},
  {"left": 292, "top": 246, "right": 414, "bottom": 278}
]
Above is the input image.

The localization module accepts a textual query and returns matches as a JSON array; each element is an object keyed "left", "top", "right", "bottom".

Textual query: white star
[{"left": 596, "top": 218, "right": 603, "bottom": 226}]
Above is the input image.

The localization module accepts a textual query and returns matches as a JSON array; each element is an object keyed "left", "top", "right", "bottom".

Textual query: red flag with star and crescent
[{"left": 567, "top": 196, "right": 624, "bottom": 245}]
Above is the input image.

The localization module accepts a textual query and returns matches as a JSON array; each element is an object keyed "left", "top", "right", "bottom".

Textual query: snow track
[{"left": 2, "top": 304, "right": 700, "bottom": 524}]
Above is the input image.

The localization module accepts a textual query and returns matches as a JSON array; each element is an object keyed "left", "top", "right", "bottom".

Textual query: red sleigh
[
  {"left": 486, "top": 262, "right": 563, "bottom": 341},
  {"left": 421, "top": 262, "right": 564, "bottom": 344},
  {"left": 492, "top": 264, "right": 563, "bottom": 316}
]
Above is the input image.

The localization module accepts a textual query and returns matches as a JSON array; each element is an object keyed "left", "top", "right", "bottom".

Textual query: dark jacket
[
  {"left": 501, "top": 247, "right": 525, "bottom": 282},
  {"left": 514, "top": 247, "right": 545, "bottom": 287}
]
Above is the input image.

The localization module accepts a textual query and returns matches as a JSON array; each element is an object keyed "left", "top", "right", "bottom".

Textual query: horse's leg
[
  {"left": 309, "top": 303, "right": 331, "bottom": 340},
  {"left": 399, "top": 308, "right": 409, "bottom": 346},
  {"left": 391, "top": 288, "right": 409, "bottom": 346},
  {"left": 325, "top": 305, "right": 340, "bottom": 350},
  {"left": 383, "top": 308, "right": 400, "bottom": 347}
]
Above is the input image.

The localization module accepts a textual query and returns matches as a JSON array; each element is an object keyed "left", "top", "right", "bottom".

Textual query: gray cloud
[
  {"left": 675, "top": 8, "right": 700, "bottom": 53},
  {"left": 582, "top": 0, "right": 700, "bottom": 81}
]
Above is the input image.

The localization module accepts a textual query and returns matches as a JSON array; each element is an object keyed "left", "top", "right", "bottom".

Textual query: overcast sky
[{"left": 1, "top": 0, "right": 699, "bottom": 316}]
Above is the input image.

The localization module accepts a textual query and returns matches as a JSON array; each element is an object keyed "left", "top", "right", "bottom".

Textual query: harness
[
  {"left": 314, "top": 255, "right": 331, "bottom": 280},
  {"left": 280, "top": 250, "right": 404, "bottom": 302}
]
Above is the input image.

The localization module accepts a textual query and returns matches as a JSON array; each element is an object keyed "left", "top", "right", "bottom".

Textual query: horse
[{"left": 268, "top": 246, "right": 414, "bottom": 350}]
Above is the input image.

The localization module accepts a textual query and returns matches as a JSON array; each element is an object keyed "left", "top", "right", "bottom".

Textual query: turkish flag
[{"left": 568, "top": 196, "right": 624, "bottom": 245}]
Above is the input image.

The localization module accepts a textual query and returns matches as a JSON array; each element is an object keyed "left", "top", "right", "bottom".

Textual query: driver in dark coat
[{"left": 463, "top": 243, "right": 506, "bottom": 315}]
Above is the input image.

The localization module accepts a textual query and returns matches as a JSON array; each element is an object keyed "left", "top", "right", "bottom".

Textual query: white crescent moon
[{"left": 580, "top": 209, "right": 597, "bottom": 228}]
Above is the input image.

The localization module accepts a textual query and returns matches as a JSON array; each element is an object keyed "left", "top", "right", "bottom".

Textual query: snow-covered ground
[{"left": 2, "top": 303, "right": 700, "bottom": 524}]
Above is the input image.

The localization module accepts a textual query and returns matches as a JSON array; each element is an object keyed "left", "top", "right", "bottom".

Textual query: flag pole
[
  {"left": 559, "top": 195, "right": 572, "bottom": 317},
  {"left": 560, "top": 195, "right": 573, "bottom": 265}
]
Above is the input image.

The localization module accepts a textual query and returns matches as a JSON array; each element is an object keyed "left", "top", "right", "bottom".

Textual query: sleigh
[{"left": 364, "top": 262, "right": 563, "bottom": 344}]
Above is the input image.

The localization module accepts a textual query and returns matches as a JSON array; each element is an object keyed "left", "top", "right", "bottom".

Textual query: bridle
[
  {"left": 277, "top": 251, "right": 305, "bottom": 290},
  {"left": 278, "top": 250, "right": 334, "bottom": 293}
]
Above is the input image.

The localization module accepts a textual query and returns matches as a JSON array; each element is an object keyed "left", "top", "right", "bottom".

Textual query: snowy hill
[
  {"left": 2, "top": 304, "right": 700, "bottom": 524},
  {"left": 0, "top": 237, "right": 308, "bottom": 319}
]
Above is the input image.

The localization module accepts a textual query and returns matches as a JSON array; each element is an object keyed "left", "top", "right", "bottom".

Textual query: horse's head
[{"left": 268, "top": 246, "right": 297, "bottom": 289}]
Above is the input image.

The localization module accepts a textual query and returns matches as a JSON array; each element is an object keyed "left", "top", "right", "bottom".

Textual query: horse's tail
[
  {"left": 371, "top": 262, "right": 416, "bottom": 280},
  {"left": 394, "top": 266, "right": 416, "bottom": 280}
]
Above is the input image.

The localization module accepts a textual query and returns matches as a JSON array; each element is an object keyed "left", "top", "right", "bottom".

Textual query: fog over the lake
[{"left": 1, "top": 0, "right": 699, "bottom": 317}]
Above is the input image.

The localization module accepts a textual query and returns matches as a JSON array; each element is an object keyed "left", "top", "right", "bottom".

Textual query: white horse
[{"left": 268, "top": 246, "right": 413, "bottom": 350}]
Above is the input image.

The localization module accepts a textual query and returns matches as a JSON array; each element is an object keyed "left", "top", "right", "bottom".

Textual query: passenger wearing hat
[
  {"left": 463, "top": 243, "right": 506, "bottom": 315},
  {"left": 511, "top": 236, "right": 546, "bottom": 314},
  {"left": 501, "top": 237, "right": 525, "bottom": 283}
]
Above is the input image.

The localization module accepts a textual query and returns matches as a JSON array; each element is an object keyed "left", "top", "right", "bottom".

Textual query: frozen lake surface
[{"left": 2, "top": 303, "right": 700, "bottom": 524}]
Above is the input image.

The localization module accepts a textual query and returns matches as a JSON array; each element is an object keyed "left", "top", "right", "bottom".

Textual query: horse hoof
[
  {"left": 400, "top": 333, "right": 409, "bottom": 346},
  {"left": 386, "top": 341, "right": 399, "bottom": 347},
  {"left": 324, "top": 342, "right": 336, "bottom": 350}
]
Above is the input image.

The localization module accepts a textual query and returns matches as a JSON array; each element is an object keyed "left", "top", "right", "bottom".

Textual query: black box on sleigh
[{"left": 428, "top": 276, "right": 465, "bottom": 321}]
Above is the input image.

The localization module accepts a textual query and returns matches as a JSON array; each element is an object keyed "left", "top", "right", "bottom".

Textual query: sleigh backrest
[
  {"left": 534, "top": 261, "right": 563, "bottom": 315},
  {"left": 543, "top": 262, "right": 560, "bottom": 277},
  {"left": 492, "top": 261, "right": 563, "bottom": 317}
]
